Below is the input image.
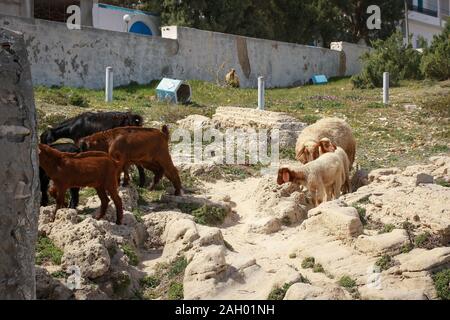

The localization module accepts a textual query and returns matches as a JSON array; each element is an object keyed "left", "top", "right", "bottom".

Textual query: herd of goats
[{"left": 38, "top": 112, "right": 356, "bottom": 225}]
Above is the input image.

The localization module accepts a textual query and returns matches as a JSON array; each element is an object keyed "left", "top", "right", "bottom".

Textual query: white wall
[
  {"left": 0, "top": 15, "right": 370, "bottom": 89},
  {"left": 92, "top": 3, "right": 160, "bottom": 36}
]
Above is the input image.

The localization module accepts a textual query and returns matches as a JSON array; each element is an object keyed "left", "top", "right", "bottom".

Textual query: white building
[
  {"left": 0, "top": 0, "right": 160, "bottom": 36},
  {"left": 406, "top": 0, "right": 449, "bottom": 47},
  {"left": 93, "top": 3, "right": 160, "bottom": 36}
]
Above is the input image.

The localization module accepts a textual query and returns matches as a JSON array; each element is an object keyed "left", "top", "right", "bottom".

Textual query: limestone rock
[
  {"left": 355, "top": 229, "right": 409, "bottom": 256},
  {"left": 176, "top": 115, "right": 214, "bottom": 131},
  {"left": 397, "top": 247, "right": 450, "bottom": 272},
  {"left": 35, "top": 266, "right": 74, "bottom": 300},
  {"left": 247, "top": 217, "right": 282, "bottom": 234},
  {"left": 284, "top": 283, "right": 348, "bottom": 300},
  {"left": 368, "top": 168, "right": 401, "bottom": 182}
]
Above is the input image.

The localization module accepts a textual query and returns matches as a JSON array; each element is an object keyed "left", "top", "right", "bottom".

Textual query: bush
[
  {"left": 268, "top": 283, "right": 291, "bottom": 300},
  {"left": 301, "top": 257, "right": 315, "bottom": 269},
  {"left": 140, "top": 276, "right": 161, "bottom": 289},
  {"left": 375, "top": 255, "right": 394, "bottom": 271},
  {"left": 421, "top": 19, "right": 450, "bottom": 81},
  {"left": 433, "top": 269, "right": 450, "bottom": 300},
  {"left": 352, "top": 32, "right": 422, "bottom": 88},
  {"left": 338, "top": 275, "right": 357, "bottom": 289},
  {"left": 191, "top": 205, "right": 228, "bottom": 226},
  {"left": 168, "top": 257, "right": 188, "bottom": 278},
  {"left": 68, "top": 92, "right": 89, "bottom": 107}
]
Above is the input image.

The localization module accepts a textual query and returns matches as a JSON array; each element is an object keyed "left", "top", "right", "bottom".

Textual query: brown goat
[
  {"left": 38, "top": 144, "right": 123, "bottom": 224},
  {"left": 79, "top": 126, "right": 182, "bottom": 195}
]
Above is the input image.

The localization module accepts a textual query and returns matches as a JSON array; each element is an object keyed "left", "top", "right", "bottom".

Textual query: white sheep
[
  {"left": 295, "top": 117, "right": 356, "bottom": 169},
  {"left": 277, "top": 151, "right": 346, "bottom": 207},
  {"left": 318, "top": 138, "right": 352, "bottom": 194}
]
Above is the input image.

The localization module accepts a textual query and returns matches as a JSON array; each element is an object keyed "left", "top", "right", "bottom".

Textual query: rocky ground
[{"left": 36, "top": 154, "right": 450, "bottom": 300}]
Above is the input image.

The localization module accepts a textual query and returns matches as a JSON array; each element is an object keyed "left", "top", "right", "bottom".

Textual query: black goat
[
  {"left": 40, "top": 111, "right": 146, "bottom": 187},
  {"left": 40, "top": 111, "right": 143, "bottom": 144},
  {"left": 40, "top": 143, "right": 80, "bottom": 209}
]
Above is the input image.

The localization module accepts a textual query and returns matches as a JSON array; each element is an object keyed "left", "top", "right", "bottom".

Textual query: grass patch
[
  {"left": 414, "top": 232, "right": 431, "bottom": 248},
  {"left": 378, "top": 224, "right": 395, "bottom": 234},
  {"left": 168, "top": 257, "right": 188, "bottom": 279},
  {"left": 433, "top": 269, "right": 450, "bottom": 300},
  {"left": 375, "top": 255, "right": 394, "bottom": 271},
  {"left": 301, "top": 257, "right": 315, "bottom": 269},
  {"left": 338, "top": 275, "right": 357, "bottom": 289},
  {"left": 121, "top": 244, "right": 139, "bottom": 266},
  {"left": 313, "top": 263, "right": 325, "bottom": 273},
  {"left": 36, "top": 236, "right": 63, "bottom": 265},
  {"left": 168, "top": 282, "right": 184, "bottom": 300},
  {"left": 352, "top": 205, "right": 367, "bottom": 225},
  {"left": 436, "top": 179, "right": 450, "bottom": 188},
  {"left": 140, "top": 276, "right": 161, "bottom": 289},
  {"left": 401, "top": 243, "right": 414, "bottom": 254},
  {"left": 132, "top": 208, "right": 144, "bottom": 223},
  {"left": 191, "top": 205, "right": 228, "bottom": 226},
  {"left": 267, "top": 283, "right": 291, "bottom": 300},
  {"left": 51, "top": 270, "right": 67, "bottom": 279}
]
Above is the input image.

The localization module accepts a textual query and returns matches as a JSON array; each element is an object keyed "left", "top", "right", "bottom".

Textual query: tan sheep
[
  {"left": 277, "top": 151, "right": 346, "bottom": 207},
  {"left": 295, "top": 117, "right": 356, "bottom": 169}
]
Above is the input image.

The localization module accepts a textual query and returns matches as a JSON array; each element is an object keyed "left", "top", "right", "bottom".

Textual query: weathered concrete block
[{"left": 0, "top": 28, "right": 39, "bottom": 299}]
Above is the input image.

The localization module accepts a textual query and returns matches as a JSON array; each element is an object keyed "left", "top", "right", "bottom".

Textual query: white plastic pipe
[
  {"left": 258, "top": 76, "right": 265, "bottom": 110},
  {"left": 105, "top": 67, "right": 113, "bottom": 103},
  {"left": 383, "top": 72, "right": 389, "bottom": 105}
]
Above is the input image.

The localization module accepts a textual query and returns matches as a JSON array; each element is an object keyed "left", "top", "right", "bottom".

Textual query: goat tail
[{"left": 161, "top": 125, "right": 170, "bottom": 140}]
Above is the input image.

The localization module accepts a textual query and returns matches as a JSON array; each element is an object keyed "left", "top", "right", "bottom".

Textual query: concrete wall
[
  {"left": 0, "top": 27, "right": 40, "bottom": 300},
  {"left": 0, "top": 14, "right": 178, "bottom": 89},
  {"left": 163, "top": 26, "right": 345, "bottom": 88},
  {"left": 0, "top": 14, "right": 370, "bottom": 89},
  {"left": 0, "top": 0, "right": 33, "bottom": 18},
  {"left": 330, "top": 41, "right": 372, "bottom": 76}
]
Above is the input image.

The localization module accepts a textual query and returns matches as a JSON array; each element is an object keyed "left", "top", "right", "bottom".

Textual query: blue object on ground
[
  {"left": 311, "top": 75, "right": 328, "bottom": 85},
  {"left": 156, "top": 78, "right": 192, "bottom": 104}
]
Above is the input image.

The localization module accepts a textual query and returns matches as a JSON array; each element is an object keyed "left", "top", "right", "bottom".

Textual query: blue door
[{"left": 129, "top": 21, "right": 153, "bottom": 36}]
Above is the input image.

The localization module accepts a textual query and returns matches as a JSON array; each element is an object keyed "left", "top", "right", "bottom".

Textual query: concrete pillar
[
  {"left": 0, "top": 28, "right": 40, "bottom": 299},
  {"left": 80, "top": 0, "right": 94, "bottom": 27}
]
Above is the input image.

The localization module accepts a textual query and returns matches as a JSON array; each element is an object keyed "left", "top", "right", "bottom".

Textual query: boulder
[
  {"left": 355, "top": 229, "right": 409, "bottom": 256},
  {"left": 397, "top": 247, "right": 450, "bottom": 272},
  {"left": 284, "top": 283, "right": 348, "bottom": 300}
]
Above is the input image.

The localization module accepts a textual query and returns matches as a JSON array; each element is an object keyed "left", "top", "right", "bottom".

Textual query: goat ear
[
  {"left": 282, "top": 169, "right": 291, "bottom": 183},
  {"left": 297, "top": 147, "right": 305, "bottom": 160}
]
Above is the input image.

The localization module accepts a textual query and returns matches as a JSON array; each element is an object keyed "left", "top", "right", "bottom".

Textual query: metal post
[
  {"left": 105, "top": 67, "right": 113, "bottom": 102},
  {"left": 383, "top": 72, "right": 389, "bottom": 105},
  {"left": 258, "top": 76, "right": 265, "bottom": 110}
]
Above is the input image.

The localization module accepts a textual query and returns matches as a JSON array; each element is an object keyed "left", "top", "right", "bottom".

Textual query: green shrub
[
  {"left": 414, "top": 232, "right": 430, "bottom": 248},
  {"left": 68, "top": 92, "right": 89, "bottom": 107},
  {"left": 268, "top": 283, "right": 291, "bottom": 300},
  {"left": 301, "top": 257, "right": 315, "bottom": 269},
  {"left": 351, "top": 32, "right": 422, "bottom": 88},
  {"left": 378, "top": 224, "right": 395, "bottom": 234},
  {"left": 140, "top": 276, "right": 161, "bottom": 289},
  {"left": 421, "top": 20, "right": 450, "bottom": 81},
  {"left": 436, "top": 179, "right": 450, "bottom": 188},
  {"left": 313, "top": 263, "right": 325, "bottom": 273},
  {"left": 433, "top": 269, "right": 450, "bottom": 300},
  {"left": 121, "top": 244, "right": 139, "bottom": 266},
  {"left": 401, "top": 243, "right": 414, "bottom": 254},
  {"left": 168, "top": 282, "right": 184, "bottom": 300},
  {"left": 36, "top": 236, "right": 63, "bottom": 265},
  {"left": 112, "top": 272, "right": 131, "bottom": 296},
  {"left": 168, "top": 257, "right": 188, "bottom": 278},
  {"left": 191, "top": 205, "right": 228, "bottom": 226},
  {"left": 338, "top": 276, "right": 356, "bottom": 289},
  {"left": 375, "top": 255, "right": 394, "bottom": 271},
  {"left": 353, "top": 205, "right": 367, "bottom": 225}
]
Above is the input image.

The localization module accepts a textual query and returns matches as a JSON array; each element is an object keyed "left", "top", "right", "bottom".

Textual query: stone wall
[
  {"left": 0, "top": 27, "right": 40, "bottom": 299},
  {"left": 0, "top": 14, "right": 371, "bottom": 89}
]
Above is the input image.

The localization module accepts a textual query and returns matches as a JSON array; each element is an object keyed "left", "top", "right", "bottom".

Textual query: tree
[{"left": 329, "top": 0, "right": 404, "bottom": 44}]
